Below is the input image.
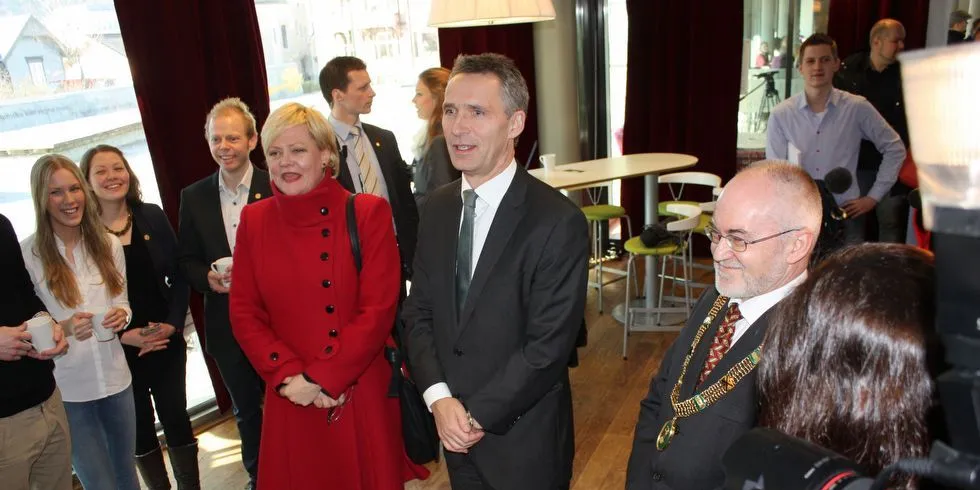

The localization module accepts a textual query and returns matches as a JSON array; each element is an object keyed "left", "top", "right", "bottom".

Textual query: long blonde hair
[{"left": 29, "top": 154, "right": 124, "bottom": 308}]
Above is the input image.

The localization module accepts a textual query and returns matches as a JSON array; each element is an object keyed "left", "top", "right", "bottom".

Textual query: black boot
[
  {"left": 135, "top": 446, "right": 172, "bottom": 490},
  {"left": 168, "top": 440, "right": 201, "bottom": 490}
]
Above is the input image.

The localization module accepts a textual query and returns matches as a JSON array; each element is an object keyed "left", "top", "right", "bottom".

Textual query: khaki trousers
[{"left": 0, "top": 388, "right": 73, "bottom": 490}]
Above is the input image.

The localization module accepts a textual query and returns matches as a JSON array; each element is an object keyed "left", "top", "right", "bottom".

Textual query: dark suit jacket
[
  {"left": 177, "top": 167, "right": 271, "bottom": 359},
  {"left": 402, "top": 166, "right": 589, "bottom": 490},
  {"left": 626, "top": 288, "right": 773, "bottom": 490},
  {"left": 413, "top": 135, "right": 460, "bottom": 211},
  {"left": 336, "top": 123, "right": 419, "bottom": 279},
  {"left": 130, "top": 202, "right": 189, "bottom": 330}
]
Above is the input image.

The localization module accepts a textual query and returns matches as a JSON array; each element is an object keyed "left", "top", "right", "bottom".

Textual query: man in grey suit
[
  {"left": 626, "top": 161, "right": 822, "bottom": 489},
  {"left": 402, "top": 53, "right": 589, "bottom": 490}
]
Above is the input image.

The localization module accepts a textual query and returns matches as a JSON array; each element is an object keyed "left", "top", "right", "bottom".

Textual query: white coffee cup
[
  {"left": 88, "top": 307, "right": 116, "bottom": 342},
  {"left": 211, "top": 257, "right": 233, "bottom": 286},
  {"left": 539, "top": 153, "right": 557, "bottom": 172},
  {"left": 25, "top": 316, "right": 57, "bottom": 352}
]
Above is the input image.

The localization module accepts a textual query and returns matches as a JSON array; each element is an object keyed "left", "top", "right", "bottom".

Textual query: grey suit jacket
[{"left": 402, "top": 166, "right": 589, "bottom": 490}]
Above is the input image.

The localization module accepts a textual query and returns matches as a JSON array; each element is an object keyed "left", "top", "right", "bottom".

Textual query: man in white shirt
[
  {"left": 402, "top": 53, "right": 589, "bottom": 490},
  {"left": 626, "top": 161, "right": 822, "bottom": 490},
  {"left": 177, "top": 97, "right": 271, "bottom": 490}
]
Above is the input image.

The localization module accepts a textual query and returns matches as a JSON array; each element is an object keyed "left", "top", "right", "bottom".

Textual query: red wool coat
[{"left": 230, "top": 176, "right": 428, "bottom": 489}]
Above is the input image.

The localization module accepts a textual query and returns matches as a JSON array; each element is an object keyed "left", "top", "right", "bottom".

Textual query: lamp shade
[
  {"left": 428, "top": 0, "right": 556, "bottom": 28},
  {"left": 899, "top": 42, "right": 980, "bottom": 230}
]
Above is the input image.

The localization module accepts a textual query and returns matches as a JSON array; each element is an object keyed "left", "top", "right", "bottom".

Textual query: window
[
  {"left": 0, "top": 0, "right": 216, "bottom": 414},
  {"left": 255, "top": 0, "right": 440, "bottom": 164}
]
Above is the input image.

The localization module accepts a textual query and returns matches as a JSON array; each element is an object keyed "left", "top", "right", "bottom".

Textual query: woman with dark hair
[
  {"left": 21, "top": 154, "right": 138, "bottom": 489},
  {"left": 411, "top": 66, "right": 459, "bottom": 208},
  {"left": 80, "top": 145, "right": 198, "bottom": 489},
  {"left": 758, "top": 243, "right": 936, "bottom": 486}
]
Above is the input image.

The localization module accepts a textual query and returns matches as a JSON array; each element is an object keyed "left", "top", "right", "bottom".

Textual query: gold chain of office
[{"left": 656, "top": 295, "right": 764, "bottom": 451}]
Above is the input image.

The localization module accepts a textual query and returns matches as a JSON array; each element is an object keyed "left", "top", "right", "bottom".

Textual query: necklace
[
  {"left": 656, "top": 295, "right": 764, "bottom": 451},
  {"left": 105, "top": 208, "right": 133, "bottom": 237}
]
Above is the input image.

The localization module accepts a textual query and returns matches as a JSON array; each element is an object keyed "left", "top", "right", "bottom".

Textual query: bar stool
[
  {"left": 657, "top": 172, "right": 722, "bottom": 290},
  {"left": 621, "top": 203, "right": 702, "bottom": 359}
]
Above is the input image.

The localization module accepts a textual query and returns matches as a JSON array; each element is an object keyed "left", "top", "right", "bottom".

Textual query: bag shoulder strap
[{"left": 347, "top": 194, "right": 361, "bottom": 273}]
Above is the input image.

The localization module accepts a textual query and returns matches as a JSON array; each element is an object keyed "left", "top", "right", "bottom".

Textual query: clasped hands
[
  {"left": 432, "top": 397, "right": 484, "bottom": 453},
  {"left": 279, "top": 375, "right": 347, "bottom": 409},
  {"left": 120, "top": 322, "right": 176, "bottom": 357}
]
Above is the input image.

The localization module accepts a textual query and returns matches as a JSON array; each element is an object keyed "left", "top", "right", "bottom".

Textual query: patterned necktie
[
  {"left": 456, "top": 190, "right": 478, "bottom": 316},
  {"left": 349, "top": 125, "right": 380, "bottom": 196},
  {"left": 699, "top": 302, "right": 743, "bottom": 384}
]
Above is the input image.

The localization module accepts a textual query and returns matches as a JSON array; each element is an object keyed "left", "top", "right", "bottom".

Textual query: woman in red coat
[{"left": 229, "top": 102, "right": 429, "bottom": 489}]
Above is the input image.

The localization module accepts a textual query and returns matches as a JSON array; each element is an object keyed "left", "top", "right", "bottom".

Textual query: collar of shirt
[
  {"left": 795, "top": 88, "right": 842, "bottom": 112},
  {"left": 460, "top": 159, "right": 518, "bottom": 209},
  {"left": 328, "top": 114, "right": 361, "bottom": 142},
  {"left": 218, "top": 163, "right": 254, "bottom": 196},
  {"left": 732, "top": 270, "right": 808, "bottom": 329}
]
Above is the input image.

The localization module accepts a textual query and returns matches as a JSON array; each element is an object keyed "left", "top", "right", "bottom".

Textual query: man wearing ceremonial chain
[{"left": 626, "top": 161, "right": 822, "bottom": 489}]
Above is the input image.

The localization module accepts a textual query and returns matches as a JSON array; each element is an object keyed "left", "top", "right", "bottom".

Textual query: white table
[{"left": 529, "top": 153, "right": 698, "bottom": 328}]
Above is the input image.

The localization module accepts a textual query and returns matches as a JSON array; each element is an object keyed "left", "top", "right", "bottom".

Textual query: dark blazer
[
  {"left": 336, "top": 122, "right": 419, "bottom": 278},
  {"left": 402, "top": 167, "right": 589, "bottom": 490},
  {"left": 413, "top": 135, "right": 460, "bottom": 211},
  {"left": 130, "top": 202, "right": 189, "bottom": 330},
  {"left": 177, "top": 167, "right": 271, "bottom": 358},
  {"left": 626, "top": 288, "right": 773, "bottom": 490}
]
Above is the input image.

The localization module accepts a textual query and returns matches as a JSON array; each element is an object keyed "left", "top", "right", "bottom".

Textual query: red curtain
[
  {"left": 620, "top": 0, "right": 744, "bottom": 228},
  {"left": 438, "top": 25, "right": 540, "bottom": 167},
  {"left": 827, "top": 0, "right": 930, "bottom": 58},
  {"left": 114, "top": 0, "right": 271, "bottom": 412}
]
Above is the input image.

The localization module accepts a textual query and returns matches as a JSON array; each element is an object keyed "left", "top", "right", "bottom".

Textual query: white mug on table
[{"left": 539, "top": 153, "right": 557, "bottom": 172}]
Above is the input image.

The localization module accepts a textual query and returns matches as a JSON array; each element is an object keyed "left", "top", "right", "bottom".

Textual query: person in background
[
  {"left": 178, "top": 97, "right": 271, "bottom": 490},
  {"left": 948, "top": 10, "right": 971, "bottom": 44},
  {"left": 411, "top": 66, "right": 460, "bottom": 209},
  {"left": 81, "top": 145, "right": 198, "bottom": 490},
  {"left": 969, "top": 19, "right": 980, "bottom": 41},
  {"left": 771, "top": 37, "right": 787, "bottom": 68},
  {"left": 0, "top": 212, "right": 71, "bottom": 490},
  {"left": 320, "top": 56, "right": 419, "bottom": 284},
  {"left": 834, "top": 19, "right": 910, "bottom": 244},
  {"left": 759, "top": 243, "right": 936, "bottom": 489},
  {"left": 626, "top": 161, "right": 821, "bottom": 489},
  {"left": 21, "top": 155, "right": 138, "bottom": 489},
  {"left": 229, "top": 102, "right": 428, "bottom": 488},
  {"left": 766, "top": 33, "right": 905, "bottom": 244},
  {"left": 755, "top": 41, "right": 771, "bottom": 68}
]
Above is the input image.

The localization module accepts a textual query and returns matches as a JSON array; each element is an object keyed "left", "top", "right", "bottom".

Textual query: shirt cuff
[{"left": 422, "top": 382, "right": 452, "bottom": 412}]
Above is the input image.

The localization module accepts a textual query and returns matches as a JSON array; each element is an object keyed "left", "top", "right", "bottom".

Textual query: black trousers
[
  {"left": 210, "top": 341, "right": 264, "bottom": 480},
  {"left": 127, "top": 337, "right": 195, "bottom": 455},
  {"left": 445, "top": 452, "right": 571, "bottom": 490}
]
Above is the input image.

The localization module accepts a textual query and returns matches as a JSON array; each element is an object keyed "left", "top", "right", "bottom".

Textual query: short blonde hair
[
  {"left": 204, "top": 97, "right": 258, "bottom": 138},
  {"left": 261, "top": 103, "right": 340, "bottom": 175}
]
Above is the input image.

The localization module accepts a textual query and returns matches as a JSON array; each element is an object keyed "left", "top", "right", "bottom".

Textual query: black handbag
[{"left": 346, "top": 194, "right": 440, "bottom": 465}]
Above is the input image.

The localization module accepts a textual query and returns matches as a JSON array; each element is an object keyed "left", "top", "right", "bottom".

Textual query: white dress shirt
[
  {"left": 729, "top": 271, "right": 807, "bottom": 347},
  {"left": 218, "top": 163, "right": 254, "bottom": 253},
  {"left": 21, "top": 233, "right": 133, "bottom": 403},
  {"left": 422, "top": 160, "right": 518, "bottom": 410}
]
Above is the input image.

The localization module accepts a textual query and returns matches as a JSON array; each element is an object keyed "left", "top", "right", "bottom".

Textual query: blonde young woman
[{"left": 20, "top": 154, "right": 138, "bottom": 490}]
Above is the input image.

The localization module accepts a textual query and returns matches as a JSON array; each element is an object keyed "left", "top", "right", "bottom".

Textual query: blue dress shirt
[{"left": 766, "top": 88, "right": 906, "bottom": 204}]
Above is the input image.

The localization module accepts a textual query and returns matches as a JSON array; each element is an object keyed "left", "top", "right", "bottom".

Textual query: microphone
[{"left": 823, "top": 167, "right": 853, "bottom": 195}]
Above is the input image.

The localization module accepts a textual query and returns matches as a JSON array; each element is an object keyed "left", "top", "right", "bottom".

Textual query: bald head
[
  {"left": 725, "top": 160, "right": 822, "bottom": 237},
  {"left": 870, "top": 19, "right": 905, "bottom": 44},
  {"left": 869, "top": 19, "right": 906, "bottom": 66}
]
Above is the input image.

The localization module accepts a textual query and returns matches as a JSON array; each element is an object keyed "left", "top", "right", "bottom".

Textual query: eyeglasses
[{"left": 704, "top": 224, "right": 802, "bottom": 252}]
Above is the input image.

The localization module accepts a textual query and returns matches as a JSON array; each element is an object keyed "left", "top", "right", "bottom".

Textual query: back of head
[
  {"left": 797, "top": 33, "right": 839, "bottom": 66},
  {"left": 205, "top": 97, "right": 258, "bottom": 138},
  {"left": 449, "top": 53, "right": 529, "bottom": 116},
  {"left": 319, "top": 56, "right": 367, "bottom": 107},
  {"left": 950, "top": 10, "right": 971, "bottom": 29},
  {"left": 759, "top": 243, "right": 935, "bottom": 477}
]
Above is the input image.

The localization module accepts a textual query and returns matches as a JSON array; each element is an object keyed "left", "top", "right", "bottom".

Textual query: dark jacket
[
  {"left": 0, "top": 213, "right": 55, "bottom": 418},
  {"left": 412, "top": 135, "right": 460, "bottom": 211},
  {"left": 948, "top": 29, "right": 967, "bottom": 44},
  {"left": 834, "top": 51, "right": 909, "bottom": 194},
  {"left": 130, "top": 201, "right": 189, "bottom": 330}
]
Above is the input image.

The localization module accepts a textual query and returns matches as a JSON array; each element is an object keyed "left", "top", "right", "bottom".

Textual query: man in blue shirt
[{"left": 766, "top": 33, "right": 905, "bottom": 243}]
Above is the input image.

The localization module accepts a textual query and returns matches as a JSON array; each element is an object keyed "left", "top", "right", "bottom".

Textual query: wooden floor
[{"left": 147, "top": 259, "right": 702, "bottom": 490}]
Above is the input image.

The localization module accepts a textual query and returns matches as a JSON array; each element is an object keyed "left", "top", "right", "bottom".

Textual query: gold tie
[{"left": 350, "top": 126, "right": 379, "bottom": 196}]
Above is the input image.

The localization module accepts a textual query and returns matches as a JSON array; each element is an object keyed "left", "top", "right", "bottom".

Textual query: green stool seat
[
  {"left": 623, "top": 236, "right": 683, "bottom": 256},
  {"left": 582, "top": 204, "right": 627, "bottom": 221}
]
